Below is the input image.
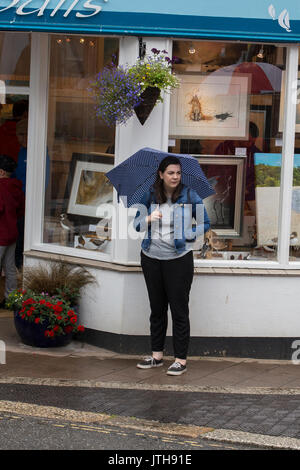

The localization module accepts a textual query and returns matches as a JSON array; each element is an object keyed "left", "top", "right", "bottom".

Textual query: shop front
[{"left": 1, "top": 0, "right": 300, "bottom": 358}]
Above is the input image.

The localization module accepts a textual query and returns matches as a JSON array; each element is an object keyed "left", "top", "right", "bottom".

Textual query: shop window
[
  {"left": 169, "top": 41, "right": 286, "bottom": 262},
  {"left": 0, "top": 32, "right": 30, "bottom": 161},
  {"left": 0, "top": 32, "right": 30, "bottom": 268},
  {"left": 289, "top": 46, "right": 300, "bottom": 261},
  {"left": 43, "top": 35, "right": 118, "bottom": 256}
]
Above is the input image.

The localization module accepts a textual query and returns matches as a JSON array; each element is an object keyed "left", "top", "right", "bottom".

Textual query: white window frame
[
  {"left": 25, "top": 34, "right": 300, "bottom": 269},
  {"left": 25, "top": 32, "right": 116, "bottom": 263},
  {"left": 191, "top": 44, "right": 299, "bottom": 269}
]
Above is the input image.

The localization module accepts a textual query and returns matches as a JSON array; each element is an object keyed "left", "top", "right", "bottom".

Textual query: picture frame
[
  {"left": 255, "top": 153, "right": 300, "bottom": 247},
  {"left": 169, "top": 73, "right": 250, "bottom": 140},
  {"left": 64, "top": 153, "right": 114, "bottom": 223},
  {"left": 194, "top": 155, "right": 246, "bottom": 238}
]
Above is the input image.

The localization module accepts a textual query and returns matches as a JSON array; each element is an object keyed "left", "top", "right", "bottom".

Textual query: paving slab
[{"left": 3, "top": 310, "right": 300, "bottom": 449}]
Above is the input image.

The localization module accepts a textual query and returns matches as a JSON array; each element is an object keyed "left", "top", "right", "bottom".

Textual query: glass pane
[
  {"left": 0, "top": 32, "right": 30, "bottom": 269},
  {"left": 169, "top": 41, "right": 286, "bottom": 262},
  {"left": 289, "top": 46, "right": 300, "bottom": 261},
  {"left": 43, "top": 35, "right": 118, "bottom": 255},
  {"left": 0, "top": 32, "right": 30, "bottom": 87}
]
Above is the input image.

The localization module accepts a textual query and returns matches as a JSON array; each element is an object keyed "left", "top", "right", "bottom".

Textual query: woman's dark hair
[{"left": 153, "top": 156, "right": 182, "bottom": 204}]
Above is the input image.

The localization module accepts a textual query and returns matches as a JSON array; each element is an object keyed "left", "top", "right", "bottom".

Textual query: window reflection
[
  {"left": 170, "top": 41, "right": 286, "bottom": 262},
  {"left": 43, "top": 36, "right": 118, "bottom": 256}
]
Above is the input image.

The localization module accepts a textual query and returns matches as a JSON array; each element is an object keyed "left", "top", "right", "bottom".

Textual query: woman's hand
[{"left": 146, "top": 208, "right": 162, "bottom": 224}]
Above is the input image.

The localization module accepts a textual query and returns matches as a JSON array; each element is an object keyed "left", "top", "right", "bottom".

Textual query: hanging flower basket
[
  {"left": 134, "top": 86, "right": 161, "bottom": 125},
  {"left": 89, "top": 49, "right": 180, "bottom": 127}
]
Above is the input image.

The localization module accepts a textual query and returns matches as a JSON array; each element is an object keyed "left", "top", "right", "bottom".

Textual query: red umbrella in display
[{"left": 209, "top": 61, "right": 282, "bottom": 94}]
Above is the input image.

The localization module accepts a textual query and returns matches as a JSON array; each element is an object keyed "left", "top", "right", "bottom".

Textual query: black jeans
[{"left": 141, "top": 250, "right": 194, "bottom": 360}]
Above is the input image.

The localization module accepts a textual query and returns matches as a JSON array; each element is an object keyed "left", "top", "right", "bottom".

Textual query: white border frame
[{"left": 67, "top": 160, "right": 114, "bottom": 218}]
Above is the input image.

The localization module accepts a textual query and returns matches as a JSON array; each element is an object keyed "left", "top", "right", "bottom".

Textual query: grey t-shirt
[{"left": 142, "top": 198, "right": 191, "bottom": 260}]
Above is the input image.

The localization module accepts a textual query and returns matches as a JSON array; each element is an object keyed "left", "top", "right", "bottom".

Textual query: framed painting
[
  {"left": 65, "top": 153, "right": 114, "bottom": 221},
  {"left": 169, "top": 73, "right": 250, "bottom": 140},
  {"left": 194, "top": 155, "right": 246, "bottom": 238},
  {"left": 255, "top": 153, "right": 300, "bottom": 247}
]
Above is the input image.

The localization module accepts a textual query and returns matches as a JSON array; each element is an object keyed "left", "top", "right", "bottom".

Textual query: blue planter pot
[{"left": 14, "top": 311, "right": 73, "bottom": 348}]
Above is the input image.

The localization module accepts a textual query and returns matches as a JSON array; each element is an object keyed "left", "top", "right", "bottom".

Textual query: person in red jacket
[
  {"left": 0, "top": 100, "right": 28, "bottom": 163},
  {"left": 0, "top": 154, "right": 25, "bottom": 309}
]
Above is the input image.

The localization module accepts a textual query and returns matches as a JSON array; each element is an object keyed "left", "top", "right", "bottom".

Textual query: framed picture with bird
[{"left": 169, "top": 73, "right": 250, "bottom": 140}]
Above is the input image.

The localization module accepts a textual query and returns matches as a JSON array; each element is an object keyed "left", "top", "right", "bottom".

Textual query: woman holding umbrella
[{"left": 134, "top": 156, "right": 210, "bottom": 376}]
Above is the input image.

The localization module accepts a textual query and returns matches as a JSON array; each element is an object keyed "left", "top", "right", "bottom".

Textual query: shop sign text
[{"left": 0, "top": 0, "right": 104, "bottom": 18}]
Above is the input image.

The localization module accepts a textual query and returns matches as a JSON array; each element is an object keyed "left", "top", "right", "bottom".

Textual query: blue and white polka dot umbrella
[{"left": 106, "top": 147, "right": 215, "bottom": 207}]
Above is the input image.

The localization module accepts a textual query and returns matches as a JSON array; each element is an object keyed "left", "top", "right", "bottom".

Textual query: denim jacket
[{"left": 133, "top": 185, "right": 210, "bottom": 254}]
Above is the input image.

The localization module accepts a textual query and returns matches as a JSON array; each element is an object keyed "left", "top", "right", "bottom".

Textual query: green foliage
[
  {"left": 255, "top": 164, "right": 300, "bottom": 187},
  {"left": 128, "top": 49, "right": 180, "bottom": 100},
  {"left": 255, "top": 164, "right": 281, "bottom": 187}
]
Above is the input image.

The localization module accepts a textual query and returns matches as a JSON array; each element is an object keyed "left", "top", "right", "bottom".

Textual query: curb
[
  {"left": 203, "top": 429, "right": 300, "bottom": 450},
  {"left": 0, "top": 399, "right": 299, "bottom": 450}
]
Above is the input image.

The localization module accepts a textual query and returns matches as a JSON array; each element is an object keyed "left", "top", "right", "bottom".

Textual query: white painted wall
[
  {"left": 24, "top": 255, "right": 300, "bottom": 337},
  {"left": 120, "top": 272, "right": 300, "bottom": 337}
]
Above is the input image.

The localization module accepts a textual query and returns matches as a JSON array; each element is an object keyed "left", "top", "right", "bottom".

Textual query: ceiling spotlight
[
  {"left": 257, "top": 47, "right": 264, "bottom": 59},
  {"left": 56, "top": 39, "right": 63, "bottom": 45},
  {"left": 66, "top": 38, "right": 71, "bottom": 43},
  {"left": 89, "top": 40, "right": 95, "bottom": 47},
  {"left": 79, "top": 38, "right": 85, "bottom": 44},
  {"left": 189, "top": 44, "right": 196, "bottom": 54}
]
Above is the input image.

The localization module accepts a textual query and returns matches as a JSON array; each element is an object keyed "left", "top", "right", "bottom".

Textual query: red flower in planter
[
  {"left": 10, "top": 288, "right": 87, "bottom": 342},
  {"left": 54, "top": 305, "right": 63, "bottom": 313},
  {"left": 45, "top": 330, "right": 54, "bottom": 338}
]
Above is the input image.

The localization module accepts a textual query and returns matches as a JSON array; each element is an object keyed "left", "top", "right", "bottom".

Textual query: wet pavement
[{"left": 1, "top": 311, "right": 300, "bottom": 449}]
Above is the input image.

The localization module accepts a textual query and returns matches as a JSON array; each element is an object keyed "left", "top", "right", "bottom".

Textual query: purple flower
[
  {"left": 89, "top": 65, "right": 142, "bottom": 126},
  {"left": 151, "top": 48, "right": 160, "bottom": 55}
]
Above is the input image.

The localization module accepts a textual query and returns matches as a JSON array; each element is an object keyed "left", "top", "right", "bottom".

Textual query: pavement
[{"left": 1, "top": 309, "right": 300, "bottom": 450}]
